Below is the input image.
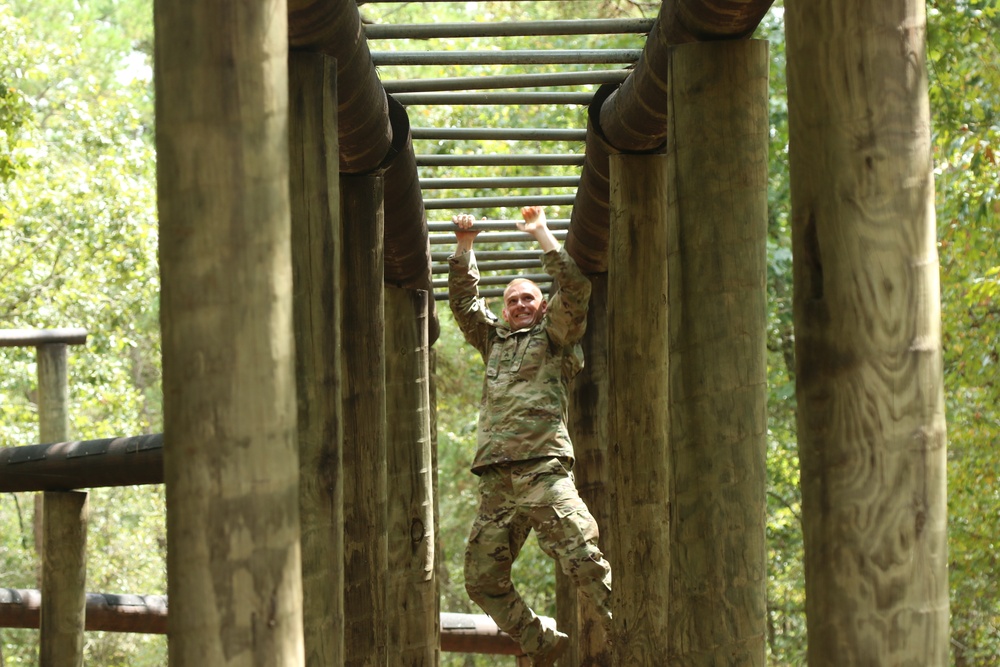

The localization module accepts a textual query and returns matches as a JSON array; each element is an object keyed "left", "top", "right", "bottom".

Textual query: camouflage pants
[{"left": 464, "top": 456, "right": 613, "bottom": 656}]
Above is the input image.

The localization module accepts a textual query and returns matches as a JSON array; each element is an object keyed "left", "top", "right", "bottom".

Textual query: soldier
[{"left": 448, "top": 206, "right": 613, "bottom": 666}]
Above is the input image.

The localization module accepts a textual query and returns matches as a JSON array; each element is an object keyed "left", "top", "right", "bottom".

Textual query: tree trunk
[
  {"left": 607, "top": 154, "right": 671, "bottom": 664},
  {"left": 568, "top": 273, "right": 612, "bottom": 667},
  {"left": 289, "top": 50, "right": 344, "bottom": 667},
  {"left": 340, "top": 174, "right": 388, "bottom": 667},
  {"left": 665, "top": 39, "right": 769, "bottom": 667},
  {"left": 385, "top": 286, "right": 438, "bottom": 665},
  {"left": 155, "top": 1, "right": 304, "bottom": 664},
  {"left": 786, "top": 1, "right": 949, "bottom": 664}
]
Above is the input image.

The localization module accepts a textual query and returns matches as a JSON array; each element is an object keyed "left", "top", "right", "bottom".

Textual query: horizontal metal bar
[
  {"left": 0, "top": 328, "right": 89, "bottom": 348},
  {"left": 434, "top": 273, "right": 552, "bottom": 288},
  {"left": 426, "top": 220, "right": 570, "bottom": 232},
  {"left": 432, "top": 259, "right": 543, "bottom": 274},
  {"left": 394, "top": 91, "right": 594, "bottom": 106},
  {"left": 424, "top": 195, "right": 576, "bottom": 210},
  {"left": 417, "top": 154, "right": 585, "bottom": 167},
  {"left": 383, "top": 69, "right": 629, "bottom": 93},
  {"left": 372, "top": 49, "right": 641, "bottom": 66},
  {"left": 0, "top": 435, "right": 163, "bottom": 492},
  {"left": 434, "top": 286, "right": 551, "bottom": 301},
  {"left": 421, "top": 176, "right": 579, "bottom": 190},
  {"left": 364, "top": 18, "right": 654, "bottom": 39},
  {"left": 431, "top": 250, "right": 544, "bottom": 261},
  {"left": 412, "top": 127, "right": 586, "bottom": 141},
  {"left": 429, "top": 230, "right": 569, "bottom": 245}
]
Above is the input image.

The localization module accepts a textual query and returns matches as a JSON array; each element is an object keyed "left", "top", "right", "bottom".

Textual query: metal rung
[
  {"left": 412, "top": 128, "right": 586, "bottom": 141},
  {"left": 432, "top": 259, "right": 543, "bottom": 275},
  {"left": 394, "top": 92, "right": 594, "bottom": 106},
  {"left": 372, "top": 49, "right": 641, "bottom": 66},
  {"left": 364, "top": 18, "right": 655, "bottom": 39},
  {"left": 382, "top": 70, "right": 629, "bottom": 93},
  {"left": 417, "top": 154, "right": 585, "bottom": 167},
  {"left": 424, "top": 195, "right": 576, "bottom": 210},
  {"left": 431, "top": 251, "right": 545, "bottom": 262},
  {"left": 434, "top": 273, "right": 551, "bottom": 288},
  {"left": 421, "top": 176, "right": 579, "bottom": 190},
  {"left": 429, "top": 231, "right": 569, "bottom": 245},
  {"left": 433, "top": 285, "right": 552, "bottom": 301},
  {"left": 426, "top": 220, "right": 570, "bottom": 232}
]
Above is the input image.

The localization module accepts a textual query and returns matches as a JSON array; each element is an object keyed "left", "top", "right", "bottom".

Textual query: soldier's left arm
[{"left": 541, "top": 248, "right": 592, "bottom": 348}]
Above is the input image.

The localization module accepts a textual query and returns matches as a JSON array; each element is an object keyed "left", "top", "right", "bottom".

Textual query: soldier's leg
[
  {"left": 519, "top": 458, "right": 613, "bottom": 629},
  {"left": 464, "top": 466, "right": 539, "bottom": 650}
]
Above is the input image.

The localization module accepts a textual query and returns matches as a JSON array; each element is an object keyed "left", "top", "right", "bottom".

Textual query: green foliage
[{"left": 0, "top": 0, "right": 164, "bottom": 663}]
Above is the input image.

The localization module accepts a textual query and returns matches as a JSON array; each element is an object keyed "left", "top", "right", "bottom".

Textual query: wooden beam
[
  {"left": 340, "top": 173, "right": 388, "bottom": 667},
  {"left": 607, "top": 153, "right": 671, "bottom": 663},
  {"left": 385, "top": 286, "right": 438, "bottom": 663},
  {"left": 289, "top": 50, "right": 345, "bottom": 667},
  {"left": 787, "top": 0, "right": 949, "bottom": 663},
  {"left": 665, "top": 39, "right": 769, "bottom": 665},
  {"left": 155, "top": 0, "right": 304, "bottom": 662}
]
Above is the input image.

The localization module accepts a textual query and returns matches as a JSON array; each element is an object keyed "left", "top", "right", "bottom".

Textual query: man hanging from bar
[{"left": 448, "top": 205, "right": 613, "bottom": 666}]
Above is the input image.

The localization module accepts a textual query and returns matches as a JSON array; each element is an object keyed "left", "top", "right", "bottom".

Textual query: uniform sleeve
[
  {"left": 448, "top": 249, "right": 498, "bottom": 358},
  {"left": 542, "top": 247, "right": 592, "bottom": 347}
]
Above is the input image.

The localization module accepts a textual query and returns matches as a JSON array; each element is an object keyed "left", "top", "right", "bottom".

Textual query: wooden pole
[
  {"left": 567, "top": 273, "right": 612, "bottom": 666},
  {"left": 665, "top": 39, "right": 769, "bottom": 666},
  {"left": 607, "top": 153, "right": 671, "bottom": 664},
  {"left": 340, "top": 173, "right": 387, "bottom": 667},
  {"left": 39, "top": 491, "right": 87, "bottom": 667},
  {"left": 385, "top": 286, "right": 438, "bottom": 665},
  {"left": 289, "top": 50, "right": 344, "bottom": 667},
  {"left": 786, "top": 1, "right": 949, "bottom": 663},
  {"left": 155, "top": 0, "right": 305, "bottom": 664},
  {"left": 37, "top": 342, "right": 89, "bottom": 667}
]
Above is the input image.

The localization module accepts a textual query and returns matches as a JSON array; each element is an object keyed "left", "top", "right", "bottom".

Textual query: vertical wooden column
[
  {"left": 341, "top": 174, "right": 387, "bottom": 667},
  {"left": 665, "top": 40, "right": 770, "bottom": 666},
  {"left": 155, "top": 1, "right": 305, "bottom": 664},
  {"left": 39, "top": 491, "right": 88, "bottom": 667},
  {"left": 566, "top": 273, "right": 612, "bottom": 666},
  {"left": 289, "top": 51, "right": 344, "bottom": 667},
  {"left": 385, "top": 286, "right": 438, "bottom": 665},
  {"left": 37, "top": 342, "right": 88, "bottom": 667},
  {"left": 607, "top": 153, "right": 671, "bottom": 664},
  {"left": 786, "top": 1, "right": 949, "bottom": 664}
]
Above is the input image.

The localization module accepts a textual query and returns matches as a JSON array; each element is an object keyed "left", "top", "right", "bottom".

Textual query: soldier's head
[{"left": 502, "top": 279, "right": 547, "bottom": 330}]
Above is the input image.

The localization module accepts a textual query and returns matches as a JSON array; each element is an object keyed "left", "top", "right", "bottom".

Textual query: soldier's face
[{"left": 502, "top": 281, "right": 547, "bottom": 330}]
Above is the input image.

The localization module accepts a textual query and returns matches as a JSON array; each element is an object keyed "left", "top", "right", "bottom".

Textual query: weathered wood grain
[
  {"left": 289, "top": 50, "right": 344, "bottom": 667},
  {"left": 340, "top": 174, "right": 388, "bottom": 667},
  {"left": 786, "top": 1, "right": 949, "bottom": 663},
  {"left": 607, "top": 153, "right": 671, "bottom": 665},
  {"left": 665, "top": 39, "right": 769, "bottom": 667},
  {"left": 155, "top": 0, "right": 304, "bottom": 663}
]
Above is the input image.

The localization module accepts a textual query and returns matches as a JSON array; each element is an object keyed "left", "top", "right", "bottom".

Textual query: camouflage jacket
[{"left": 448, "top": 247, "right": 591, "bottom": 473}]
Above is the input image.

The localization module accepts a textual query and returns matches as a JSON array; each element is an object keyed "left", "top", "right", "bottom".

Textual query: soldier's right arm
[{"left": 448, "top": 215, "right": 495, "bottom": 357}]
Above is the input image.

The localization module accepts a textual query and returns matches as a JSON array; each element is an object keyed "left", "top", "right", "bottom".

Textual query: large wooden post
[
  {"left": 566, "top": 273, "right": 612, "bottom": 666},
  {"left": 665, "top": 40, "right": 770, "bottom": 666},
  {"left": 786, "top": 1, "right": 949, "bottom": 664},
  {"left": 340, "top": 174, "right": 387, "bottom": 667},
  {"left": 37, "top": 339, "right": 89, "bottom": 667},
  {"left": 607, "top": 153, "right": 671, "bottom": 664},
  {"left": 289, "top": 51, "right": 344, "bottom": 666},
  {"left": 385, "top": 286, "right": 438, "bottom": 665},
  {"left": 155, "top": 1, "right": 305, "bottom": 664}
]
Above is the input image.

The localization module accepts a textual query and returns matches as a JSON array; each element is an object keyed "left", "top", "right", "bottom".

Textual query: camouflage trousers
[{"left": 464, "top": 456, "right": 613, "bottom": 656}]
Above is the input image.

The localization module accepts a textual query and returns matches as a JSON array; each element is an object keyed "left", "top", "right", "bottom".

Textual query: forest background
[{"left": 0, "top": 0, "right": 996, "bottom": 665}]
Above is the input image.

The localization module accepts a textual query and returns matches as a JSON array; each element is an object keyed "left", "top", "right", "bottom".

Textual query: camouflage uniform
[{"left": 449, "top": 247, "right": 613, "bottom": 657}]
